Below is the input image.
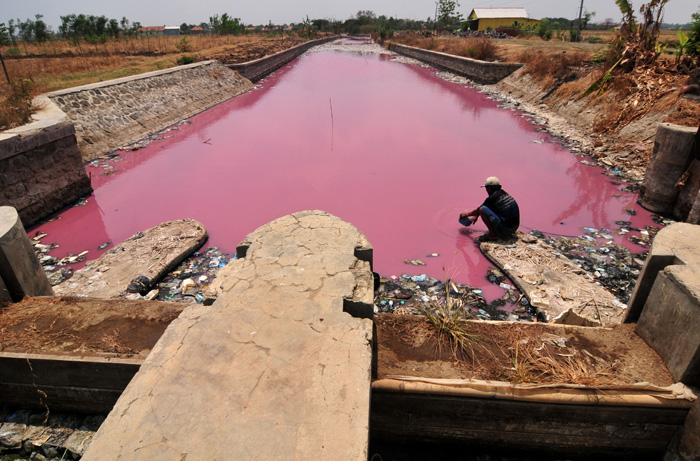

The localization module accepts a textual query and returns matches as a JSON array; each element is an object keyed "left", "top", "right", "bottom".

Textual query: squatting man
[{"left": 459, "top": 176, "right": 520, "bottom": 241}]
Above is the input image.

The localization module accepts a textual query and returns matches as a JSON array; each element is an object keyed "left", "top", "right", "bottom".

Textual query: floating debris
[
  {"left": 404, "top": 259, "right": 426, "bottom": 266},
  {"left": 374, "top": 274, "right": 529, "bottom": 321}
]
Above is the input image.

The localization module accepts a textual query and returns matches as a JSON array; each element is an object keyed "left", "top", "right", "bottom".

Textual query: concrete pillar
[
  {"left": 639, "top": 123, "right": 697, "bottom": 214},
  {"left": 0, "top": 206, "right": 53, "bottom": 302},
  {"left": 673, "top": 159, "right": 700, "bottom": 222}
]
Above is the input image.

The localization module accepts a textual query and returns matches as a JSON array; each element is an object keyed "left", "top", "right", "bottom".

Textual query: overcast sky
[{"left": 3, "top": 0, "right": 698, "bottom": 29}]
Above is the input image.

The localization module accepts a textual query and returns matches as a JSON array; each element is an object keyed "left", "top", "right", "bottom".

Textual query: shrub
[
  {"left": 0, "top": 80, "right": 33, "bottom": 130},
  {"left": 176, "top": 55, "right": 197, "bottom": 65},
  {"left": 536, "top": 18, "right": 552, "bottom": 41}
]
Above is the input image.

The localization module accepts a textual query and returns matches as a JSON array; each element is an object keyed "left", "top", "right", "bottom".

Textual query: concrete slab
[
  {"left": 82, "top": 211, "right": 374, "bottom": 460},
  {"left": 480, "top": 234, "right": 624, "bottom": 326},
  {"left": 0, "top": 206, "right": 53, "bottom": 302},
  {"left": 53, "top": 219, "right": 207, "bottom": 298}
]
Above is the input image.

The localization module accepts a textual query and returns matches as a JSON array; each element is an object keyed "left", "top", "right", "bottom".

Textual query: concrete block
[
  {"left": 627, "top": 223, "right": 700, "bottom": 322},
  {"left": 639, "top": 123, "right": 697, "bottom": 214},
  {"left": 636, "top": 264, "right": 700, "bottom": 385},
  {"left": 0, "top": 207, "right": 53, "bottom": 302},
  {"left": 83, "top": 210, "right": 373, "bottom": 460}
]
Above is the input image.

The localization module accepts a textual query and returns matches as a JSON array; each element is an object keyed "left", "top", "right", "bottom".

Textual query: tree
[
  {"left": 582, "top": 10, "right": 596, "bottom": 30},
  {"left": 0, "top": 23, "right": 10, "bottom": 46},
  {"left": 209, "top": 14, "right": 244, "bottom": 35},
  {"left": 536, "top": 18, "right": 553, "bottom": 41},
  {"left": 437, "top": 0, "right": 463, "bottom": 29},
  {"left": 33, "top": 15, "right": 50, "bottom": 42},
  {"left": 686, "top": 11, "right": 700, "bottom": 58}
]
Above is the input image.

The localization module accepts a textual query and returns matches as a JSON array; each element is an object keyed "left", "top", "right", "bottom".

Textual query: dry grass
[
  {"left": 418, "top": 284, "right": 482, "bottom": 360},
  {"left": 517, "top": 49, "right": 590, "bottom": 85},
  {"left": 0, "top": 34, "right": 306, "bottom": 130},
  {"left": 391, "top": 35, "right": 498, "bottom": 61},
  {"left": 99, "top": 328, "right": 133, "bottom": 354},
  {"left": 501, "top": 331, "right": 615, "bottom": 385}
]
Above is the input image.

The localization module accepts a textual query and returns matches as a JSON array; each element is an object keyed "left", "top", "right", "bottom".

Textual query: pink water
[{"left": 30, "top": 41, "right": 655, "bottom": 300}]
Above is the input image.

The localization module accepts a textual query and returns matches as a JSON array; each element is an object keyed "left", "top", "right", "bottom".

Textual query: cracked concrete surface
[{"left": 83, "top": 210, "right": 374, "bottom": 460}]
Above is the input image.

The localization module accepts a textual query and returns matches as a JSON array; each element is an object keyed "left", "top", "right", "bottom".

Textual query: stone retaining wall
[
  {"left": 387, "top": 43, "right": 522, "bottom": 84},
  {"left": 229, "top": 36, "right": 337, "bottom": 81},
  {"left": 48, "top": 60, "right": 255, "bottom": 161},
  {"left": 0, "top": 100, "right": 91, "bottom": 226}
]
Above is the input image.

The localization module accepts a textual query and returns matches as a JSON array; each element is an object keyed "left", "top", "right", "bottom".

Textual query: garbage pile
[
  {"left": 155, "top": 247, "right": 232, "bottom": 304},
  {"left": 373, "top": 273, "right": 534, "bottom": 322},
  {"left": 528, "top": 216, "right": 672, "bottom": 304},
  {"left": 29, "top": 230, "right": 88, "bottom": 286}
]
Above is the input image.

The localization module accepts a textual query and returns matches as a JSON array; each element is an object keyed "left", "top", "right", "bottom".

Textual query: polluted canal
[{"left": 30, "top": 39, "right": 662, "bottom": 317}]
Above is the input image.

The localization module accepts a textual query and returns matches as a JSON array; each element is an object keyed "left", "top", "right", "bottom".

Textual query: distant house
[
  {"left": 138, "top": 26, "right": 165, "bottom": 35},
  {"left": 466, "top": 8, "right": 539, "bottom": 31},
  {"left": 190, "top": 26, "right": 205, "bottom": 34},
  {"left": 164, "top": 26, "right": 181, "bottom": 36}
]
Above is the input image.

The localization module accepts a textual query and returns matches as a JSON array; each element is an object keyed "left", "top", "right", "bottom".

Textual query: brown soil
[
  {"left": 375, "top": 314, "right": 674, "bottom": 386},
  {"left": 0, "top": 297, "right": 185, "bottom": 358},
  {"left": 201, "top": 36, "right": 308, "bottom": 64}
]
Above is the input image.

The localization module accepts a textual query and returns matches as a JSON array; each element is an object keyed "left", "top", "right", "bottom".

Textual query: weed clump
[
  {"left": 391, "top": 35, "right": 498, "bottom": 61},
  {"left": 0, "top": 80, "right": 34, "bottom": 130},
  {"left": 518, "top": 50, "right": 588, "bottom": 85}
]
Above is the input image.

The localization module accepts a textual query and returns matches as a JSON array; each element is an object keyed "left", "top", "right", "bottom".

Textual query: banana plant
[{"left": 677, "top": 29, "right": 689, "bottom": 63}]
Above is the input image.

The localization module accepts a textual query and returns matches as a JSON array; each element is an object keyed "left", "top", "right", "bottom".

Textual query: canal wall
[
  {"left": 228, "top": 36, "right": 338, "bottom": 81},
  {"left": 48, "top": 60, "right": 255, "bottom": 161},
  {"left": 638, "top": 123, "right": 700, "bottom": 223},
  {"left": 0, "top": 99, "right": 92, "bottom": 227},
  {"left": 387, "top": 43, "right": 522, "bottom": 84}
]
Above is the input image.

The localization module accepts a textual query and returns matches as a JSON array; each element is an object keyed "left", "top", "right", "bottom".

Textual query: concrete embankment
[
  {"left": 387, "top": 42, "right": 522, "bottom": 84},
  {"left": 229, "top": 36, "right": 337, "bottom": 81},
  {"left": 0, "top": 101, "right": 91, "bottom": 227},
  {"left": 48, "top": 61, "right": 254, "bottom": 161}
]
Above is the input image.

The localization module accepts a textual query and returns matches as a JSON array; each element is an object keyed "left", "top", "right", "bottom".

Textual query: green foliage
[
  {"left": 536, "top": 18, "right": 552, "bottom": 41},
  {"left": 59, "top": 14, "right": 136, "bottom": 41},
  {"left": 687, "top": 12, "right": 700, "bottom": 57},
  {"left": 209, "top": 13, "right": 244, "bottom": 35},
  {"left": 437, "top": 0, "right": 463, "bottom": 29},
  {"left": 378, "top": 26, "right": 395, "bottom": 40},
  {"left": 296, "top": 16, "right": 318, "bottom": 39},
  {"left": 0, "top": 23, "right": 10, "bottom": 47},
  {"left": 175, "top": 36, "right": 192, "bottom": 53},
  {"left": 176, "top": 55, "right": 197, "bottom": 65}
]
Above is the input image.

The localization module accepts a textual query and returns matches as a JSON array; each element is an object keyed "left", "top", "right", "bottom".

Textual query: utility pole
[
  {"left": 435, "top": 1, "right": 439, "bottom": 30},
  {"left": 576, "top": 0, "right": 584, "bottom": 42}
]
